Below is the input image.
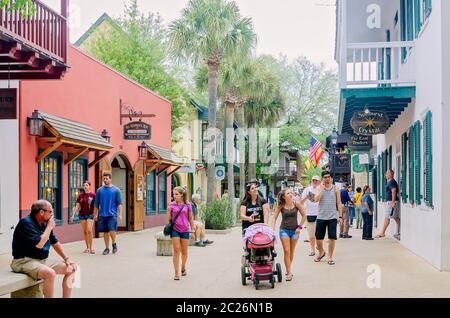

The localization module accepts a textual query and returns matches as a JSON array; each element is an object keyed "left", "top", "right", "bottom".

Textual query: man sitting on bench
[{"left": 10, "top": 200, "right": 78, "bottom": 298}]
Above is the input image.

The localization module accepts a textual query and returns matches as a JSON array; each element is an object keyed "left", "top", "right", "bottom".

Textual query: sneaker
[
  {"left": 112, "top": 243, "right": 118, "bottom": 254},
  {"left": 343, "top": 234, "right": 353, "bottom": 238},
  {"left": 203, "top": 240, "right": 214, "bottom": 245},
  {"left": 393, "top": 234, "right": 401, "bottom": 241},
  {"left": 195, "top": 241, "right": 205, "bottom": 247},
  {"left": 102, "top": 248, "right": 110, "bottom": 255},
  {"left": 339, "top": 234, "right": 344, "bottom": 238}
]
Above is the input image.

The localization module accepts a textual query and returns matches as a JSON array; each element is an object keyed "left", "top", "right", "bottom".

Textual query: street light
[
  {"left": 138, "top": 141, "right": 148, "bottom": 159},
  {"left": 331, "top": 128, "right": 338, "bottom": 183},
  {"left": 101, "top": 129, "right": 111, "bottom": 143}
]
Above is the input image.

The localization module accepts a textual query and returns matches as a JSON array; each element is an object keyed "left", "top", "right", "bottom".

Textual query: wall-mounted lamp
[
  {"left": 138, "top": 141, "right": 148, "bottom": 159},
  {"left": 27, "top": 110, "right": 44, "bottom": 136},
  {"left": 101, "top": 129, "right": 111, "bottom": 143}
]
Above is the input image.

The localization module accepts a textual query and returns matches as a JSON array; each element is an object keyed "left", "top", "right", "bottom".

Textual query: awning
[
  {"left": 36, "top": 111, "right": 113, "bottom": 167},
  {"left": 144, "top": 143, "right": 185, "bottom": 176},
  {"left": 338, "top": 86, "right": 416, "bottom": 134}
]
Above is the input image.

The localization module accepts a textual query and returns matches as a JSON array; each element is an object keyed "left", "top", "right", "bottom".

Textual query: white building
[{"left": 336, "top": 0, "right": 450, "bottom": 270}]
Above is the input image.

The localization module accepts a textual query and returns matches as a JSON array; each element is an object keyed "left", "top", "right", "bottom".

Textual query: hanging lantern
[
  {"left": 27, "top": 110, "right": 44, "bottom": 136},
  {"left": 138, "top": 141, "right": 147, "bottom": 159}
]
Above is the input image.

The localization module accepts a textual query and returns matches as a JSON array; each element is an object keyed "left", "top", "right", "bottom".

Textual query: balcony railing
[
  {"left": 0, "top": 0, "right": 68, "bottom": 64},
  {"left": 341, "top": 41, "right": 415, "bottom": 87}
]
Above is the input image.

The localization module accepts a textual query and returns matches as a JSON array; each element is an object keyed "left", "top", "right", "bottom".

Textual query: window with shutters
[
  {"left": 415, "top": 121, "right": 422, "bottom": 205},
  {"left": 158, "top": 171, "right": 167, "bottom": 213},
  {"left": 388, "top": 145, "right": 393, "bottom": 170},
  {"left": 377, "top": 155, "right": 382, "bottom": 201},
  {"left": 408, "top": 125, "right": 415, "bottom": 205},
  {"left": 423, "top": 111, "right": 433, "bottom": 207},
  {"left": 401, "top": 133, "right": 408, "bottom": 203},
  {"left": 382, "top": 151, "right": 387, "bottom": 202},
  {"left": 146, "top": 171, "right": 156, "bottom": 215}
]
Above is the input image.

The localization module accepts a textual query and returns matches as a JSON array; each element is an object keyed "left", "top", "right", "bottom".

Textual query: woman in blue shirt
[{"left": 361, "top": 186, "right": 374, "bottom": 240}]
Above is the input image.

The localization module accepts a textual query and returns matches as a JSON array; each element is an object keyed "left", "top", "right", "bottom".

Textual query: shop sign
[
  {"left": 350, "top": 110, "right": 390, "bottom": 136},
  {"left": 0, "top": 89, "right": 17, "bottom": 120},
  {"left": 349, "top": 134, "right": 372, "bottom": 150},
  {"left": 215, "top": 166, "right": 225, "bottom": 180},
  {"left": 136, "top": 175, "right": 144, "bottom": 201},
  {"left": 124, "top": 121, "right": 151, "bottom": 140}
]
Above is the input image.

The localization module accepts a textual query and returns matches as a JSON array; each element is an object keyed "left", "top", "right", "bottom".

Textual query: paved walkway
[{"left": 2, "top": 224, "right": 450, "bottom": 298}]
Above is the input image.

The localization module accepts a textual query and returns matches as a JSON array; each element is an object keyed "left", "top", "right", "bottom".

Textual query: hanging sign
[
  {"left": 349, "top": 134, "right": 372, "bottom": 150},
  {"left": 0, "top": 89, "right": 16, "bottom": 120},
  {"left": 215, "top": 166, "right": 225, "bottom": 180},
  {"left": 350, "top": 110, "right": 390, "bottom": 136},
  {"left": 124, "top": 121, "right": 151, "bottom": 140}
]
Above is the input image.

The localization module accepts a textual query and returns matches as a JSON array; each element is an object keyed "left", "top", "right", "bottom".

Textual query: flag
[
  {"left": 310, "top": 137, "right": 324, "bottom": 168},
  {"left": 304, "top": 159, "right": 311, "bottom": 171}
]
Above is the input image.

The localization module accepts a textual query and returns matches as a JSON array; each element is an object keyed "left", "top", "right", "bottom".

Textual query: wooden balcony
[{"left": 0, "top": 0, "right": 68, "bottom": 80}]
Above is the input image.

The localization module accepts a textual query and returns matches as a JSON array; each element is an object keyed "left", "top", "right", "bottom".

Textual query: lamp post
[
  {"left": 101, "top": 129, "right": 111, "bottom": 143},
  {"left": 331, "top": 128, "right": 338, "bottom": 184},
  {"left": 138, "top": 141, "right": 147, "bottom": 159},
  {"left": 27, "top": 110, "right": 44, "bottom": 136}
]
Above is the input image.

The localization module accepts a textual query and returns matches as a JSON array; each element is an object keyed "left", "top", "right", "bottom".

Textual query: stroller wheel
[
  {"left": 270, "top": 277, "right": 275, "bottom": 289},
  {"left": 276, "top": 263, "right": 283, "bottom": 283},
  {"left": 254, "top": 279, "right": 259, "bottom": 290},
  {"left": 241, "top": 265, "right": 247, "bottom": 286}
]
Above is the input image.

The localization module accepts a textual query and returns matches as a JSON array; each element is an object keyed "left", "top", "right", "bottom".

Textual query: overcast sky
[{"left": 43, "top": 0, "right": 337, "bottom": 68}]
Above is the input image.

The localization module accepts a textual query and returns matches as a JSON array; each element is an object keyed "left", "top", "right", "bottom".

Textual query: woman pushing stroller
[
  {"left": 240, "top": 181, "right": 270, "bottom": 235},
  {"left": 271, "top": 188, "right": 306, "bottom": 281}
]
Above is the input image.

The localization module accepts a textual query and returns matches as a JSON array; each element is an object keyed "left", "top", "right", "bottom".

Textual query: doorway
[{"left": 111, "top": 154, "right": 133, "bottom": 231}]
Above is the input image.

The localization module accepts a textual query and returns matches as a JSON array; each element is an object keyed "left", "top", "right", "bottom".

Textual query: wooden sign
[
  {"left": 349, "top": 135, "right": 372, "bottom": 150},
  {"left": 124, "top": 121, "right": 151, "bottom": 140},
  {"left": 350, "top": 110, "right": 390, "bottom": 136},
  {"left": 0, "top": 89, "right": 17, "bottom": 120}
]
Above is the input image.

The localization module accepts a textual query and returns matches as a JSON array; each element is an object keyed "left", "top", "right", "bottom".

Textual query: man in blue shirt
[
  {"left": 339, "top": 184, "right": 353, "bottom": 238},
  {"left": 94, "top": 171, "right": 123, "bottom": 255},
  {"left": 11, "top": 200, "right": 78, "bottom": 298}
]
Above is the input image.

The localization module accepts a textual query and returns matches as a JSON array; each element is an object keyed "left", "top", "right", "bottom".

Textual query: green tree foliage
[
  {"left": 84, "top": 1, "right": 189, "bottom": 130},
  {"left": 1, "top": 0, "right": 35, "bottom": 16}
]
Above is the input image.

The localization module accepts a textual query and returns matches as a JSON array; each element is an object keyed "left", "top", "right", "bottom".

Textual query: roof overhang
[
  {"left": 144, "top": 143, "right": 185, "bottom": 176},
  {"left": 338, "top": 86, "right": 416, "bottom": 134}
]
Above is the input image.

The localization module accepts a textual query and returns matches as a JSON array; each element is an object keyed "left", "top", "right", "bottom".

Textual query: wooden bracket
[
  {"left": 65, "top": 147, "right": 88, "bottom": 165},
  {"left": 88, "top": 151, "right": 109, "bottom": 168},
  {"left": 36, "top": 140, "right": 63, "bottom": 163}
]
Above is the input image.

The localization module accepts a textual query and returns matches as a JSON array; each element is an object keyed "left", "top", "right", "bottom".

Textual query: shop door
[{"left": 113, "top": 168, "right": 127, "bottom": 229}]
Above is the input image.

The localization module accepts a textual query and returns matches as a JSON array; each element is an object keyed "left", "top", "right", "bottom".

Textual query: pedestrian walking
[
  {"left": 94, "top": 171, "right": 123, "bottom": 255},
  {"left": 300, "top": 176, "right": 321, "bottom": 257},
  {"left": 11, "top": 200, "right": 78, "bottom": 298},
  {"left": 268, "top": 191, "right": 275, "bottom": 211},
  {"left": 191, "top": 194, "right": 213, "bottom": 247},
  {"left": 240, "top": 181, "right": 269, "bottom": 236},
  {"left": 70, "top": 181, "right": 96, "bottom": 254},
  {"left": 361, "top": 186, "right": 374, "bottom": 240},
  {"left": 375, "top": 169, "right": 401, "bottom": 240},
  {"left": 348, "top": 186, "right": 355, "bottom": 227},
  {"left": 353, "top": 187, "right": 363, "bottom": 229},
  {"left": 313, "top": 171, "right": 343, "bottom": 265},
  {"left": 168, "top": 186, "right": 196, "bottom": 280},
  {"left": 339, "top": 184, "right": 353, "bottom": 238},
  {"left": 271, "top": 188, "right": 306, "bottom": 281}
]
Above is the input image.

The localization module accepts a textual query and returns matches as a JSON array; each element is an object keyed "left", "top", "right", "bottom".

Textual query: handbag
[
  {"left": 307, "top": 215, "right": 317, "bottom": 223},
  {"left": 163, "top": 205, "right": 186, "bottom": 236}
]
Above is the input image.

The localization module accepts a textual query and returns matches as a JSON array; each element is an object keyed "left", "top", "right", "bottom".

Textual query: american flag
[{"left": 310, "top": 137, "right": 325, "bottom": 168}]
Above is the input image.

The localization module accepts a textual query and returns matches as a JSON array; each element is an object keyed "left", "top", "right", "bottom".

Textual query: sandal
[
  {"left": 174, "top": 275, "right": 180, "bottom": 280},
  {"left": 314, "top": 252, "right": 326, "bottom": 262},
  {"left": 181, "top": 269, "right": 187, "bottom": 276},
  {"left": 375, "top": 235, "right": 385, "bottom": 238},
  {"left": 89, "top": 250, "right": 95, "bottom": 254},
  {"left": 327, "top": 259, "right": 336, "bottom": 265},
  {"left": 83, "top": 249, "right": 90, "bottom": 253},
  {"left": 286, "top": 273, "right": 293, "bottom": 281},
  {"left": 309, "top": 252, "right": 316, "bottom": 257}
]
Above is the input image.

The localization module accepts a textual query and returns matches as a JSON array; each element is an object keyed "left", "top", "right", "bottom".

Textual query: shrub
[{"left": 202, "top": 197, "right": 234, "bottom": 230}]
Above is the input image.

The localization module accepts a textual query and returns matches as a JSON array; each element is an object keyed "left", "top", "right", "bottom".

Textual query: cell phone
[{"left": 390, "top": 208, "right": 395, "bottom": 217}]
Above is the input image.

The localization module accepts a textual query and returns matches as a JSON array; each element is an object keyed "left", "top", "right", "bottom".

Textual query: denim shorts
[
  {"left": 279, "top": 229, "right": 299, "bottom": 240},
  {"left": 97, "top": 216, "right": 118, "bottom": 233},
  {"left": 79, "top": 215, "right": 94, "bottom": 221},
  {"left": 170, "top": 229, "right": 190, "bottom": 240}
]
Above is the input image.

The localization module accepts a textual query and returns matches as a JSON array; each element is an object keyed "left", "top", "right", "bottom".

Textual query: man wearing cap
[{"left": 301, "top": 176, "right": 321, "bottom": 257}]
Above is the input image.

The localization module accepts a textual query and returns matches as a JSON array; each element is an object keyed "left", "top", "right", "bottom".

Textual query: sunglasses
[{"left": 323, "top": 176, "right": 331, "bottom": 179}]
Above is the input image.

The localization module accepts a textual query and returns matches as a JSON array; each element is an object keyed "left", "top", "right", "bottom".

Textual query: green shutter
[
  {"left": 424, "top": 0, "right": 432, "bottom": 18},
  {"left": 402, "top": 133, "right": 408, "bottom": 203},
  {"left": 377, "top": 155, "right": 382, "bottom": 201},
  {"left": 382, "top": 151, "right": 387, "bottom": 202},
  {"left": 414, "top": 0, "right": 422, "bottom": 37},
  {"left": 424, "top": 111, "right": 433, "bottom": 207},
  {"left": 415, "top": 121, "right": 422, "bottom": 205},
  {"left": 409, "top": 125, "right": 415, "bottom": 205},
  {"left": 388, "top": 145, "right": 393, "bottom": 170},
  {"left": 407, "top": 0, "right": 414, "bottom": 41},
  {"left": 400, "top": 0, "right": 407, "bottom": 61}
]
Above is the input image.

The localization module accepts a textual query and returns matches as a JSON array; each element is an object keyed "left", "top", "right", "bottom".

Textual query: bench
[{"left": 0, "top": 271, "right": 43, "bottom": 298}]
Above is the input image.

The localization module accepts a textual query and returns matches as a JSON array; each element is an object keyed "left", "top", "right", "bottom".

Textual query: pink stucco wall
[{"left": 19, "top": 46, "right": 172, "bottom": 242}]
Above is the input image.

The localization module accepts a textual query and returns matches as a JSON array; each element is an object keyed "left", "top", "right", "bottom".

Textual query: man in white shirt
[{"left": 300, "top": 176, "right": 321, "bottom": 256}]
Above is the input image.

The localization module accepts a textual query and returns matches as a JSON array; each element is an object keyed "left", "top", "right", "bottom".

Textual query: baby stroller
[{"left": 241, "top": 224, "right": 283, "bottom": 289}]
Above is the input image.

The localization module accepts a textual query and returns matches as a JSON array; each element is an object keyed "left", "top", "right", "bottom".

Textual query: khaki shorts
[
  {"left": 385, "top": 201, "right": 401, "bottom": 219},
  {"left": 307, "top": 221, "right": 317, "bottom": 239},
  {"left": 10, "top": 257, "right": 64, "bottom": 280}
]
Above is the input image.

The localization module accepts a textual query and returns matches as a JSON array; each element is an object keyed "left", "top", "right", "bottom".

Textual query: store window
[
  {"left": 146, "top": 171, "right": 156, "bottom": 215},
  {"left": 38, "top": 153, "right": 62, "bottom": 222},
  {"left": 68, "top": 158, "right": 88, "bottom": 223},
  {"left": 158, "top": 171, "right": 167, "bottom": 213}
]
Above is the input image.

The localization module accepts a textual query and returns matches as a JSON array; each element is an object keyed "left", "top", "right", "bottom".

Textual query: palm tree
[{"left": 168, "top": 0, "right": 256, "bottom": 204}]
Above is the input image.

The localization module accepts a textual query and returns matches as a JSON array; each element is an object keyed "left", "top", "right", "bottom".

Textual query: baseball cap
[{"left": 312, "top": 176, "right": 321, "bottom": 181}]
